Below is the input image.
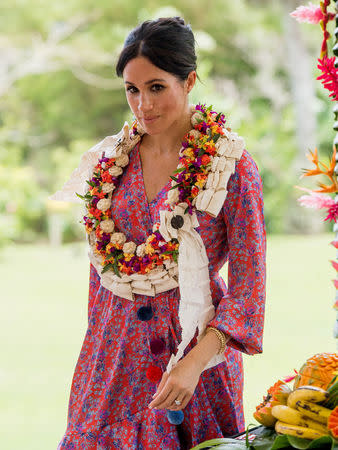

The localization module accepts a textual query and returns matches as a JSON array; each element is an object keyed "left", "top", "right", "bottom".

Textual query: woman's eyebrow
[{"left": 124, "top": 78, "right": 166, "bottom": 85}]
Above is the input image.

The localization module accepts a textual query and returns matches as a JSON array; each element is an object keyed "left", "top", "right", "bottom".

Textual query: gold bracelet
[{"left": 206, "top": 326, "right": 228, "bottom": 354}]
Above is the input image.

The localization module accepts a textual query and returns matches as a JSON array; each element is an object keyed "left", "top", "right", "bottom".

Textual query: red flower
[
  {"left": 324, "top": 203, "right": 338, "bottom": 222},
  {"left": 102, "top": 171, "right": 114, "bottom": 183},
  {"left": 331, "top": 260, "right": 338, "bottom": 272},
  {"left": 201, "top": 154, "right": 211, "bottom": 165},
  {"left": 317, "top": 56, "right": 338, "bottom": 101},
  {"left": 191, "top": 186, "right": 199, "bottom": 197}
]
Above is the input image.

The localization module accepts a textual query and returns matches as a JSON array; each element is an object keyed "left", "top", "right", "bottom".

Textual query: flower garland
[{"left": 77, "top": 104, "right": 227, "bottom": 277}]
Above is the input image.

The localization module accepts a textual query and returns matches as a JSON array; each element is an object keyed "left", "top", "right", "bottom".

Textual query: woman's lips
[{"left": 142, "top": 116, "right": 159, "bottom": 123}]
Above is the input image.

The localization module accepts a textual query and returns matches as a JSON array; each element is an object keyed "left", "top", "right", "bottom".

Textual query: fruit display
[
  {"left": 253, "top": 353, "right": 338, "bottom": 447},
  {"left": 253, "top": 380, "right": 291, "bottom": 427},
  {"left": 293, "top": 352, "right": 338, "bottom": 390}
]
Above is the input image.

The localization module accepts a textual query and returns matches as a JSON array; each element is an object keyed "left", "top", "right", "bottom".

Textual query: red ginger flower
[
  {"left": 317, "top": 56, "right": 338, "bottom": 101},
  {"left": 325, "top": 203, "right": 338, "bottom": 222}
]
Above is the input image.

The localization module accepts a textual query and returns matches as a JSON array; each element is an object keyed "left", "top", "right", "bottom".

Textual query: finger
[
  {"left": 168, "top": 394, "right": 186, "bottom": 410},
  {"left": 154, "top": 390, "right": 180, "bottom": 410},
  {"left": 152, "top": 371, "right": 169, "bottom": 398},
  {"left": 148, "top": 382, "right": 173, "bottom": 409},
  {"left": 180, "top": 393, "right": 192, "bottom": 410}
]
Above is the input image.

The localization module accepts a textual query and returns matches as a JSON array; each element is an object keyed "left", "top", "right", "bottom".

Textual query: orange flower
[
  {"left": 201, "top": 154, "right": 211, "bottom": 165},
  {"left": 301, "top": 146, "right": 338, "bottom": 193}
]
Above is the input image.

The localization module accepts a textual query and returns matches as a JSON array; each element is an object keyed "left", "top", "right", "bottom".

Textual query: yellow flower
[
  {"left": 195, "top": 178, "right": 206, "bottom": 188},
  {"left": 145, "top": 244, "right": 155, "bottom": 255},
  {"left": 124, "top": 254, "right": 133, "bottom": 262},
  {"left": 183, "top": 148, "right": 195, "bottom": 159},
  {"left": 105, "top": 243, "right": 114, "bottom": 253}
]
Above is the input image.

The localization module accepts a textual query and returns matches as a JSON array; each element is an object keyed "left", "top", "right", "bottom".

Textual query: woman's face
[{"left": 122, "top": 56, "right": 195, "bottom": 135}]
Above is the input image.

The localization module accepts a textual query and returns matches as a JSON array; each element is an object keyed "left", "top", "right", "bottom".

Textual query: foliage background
[
  {"left": 0, "top": 0, "right": 335, "bottom": 245},
  {"left": 1, "top": 0, "right": 337, "bottom": 448}
]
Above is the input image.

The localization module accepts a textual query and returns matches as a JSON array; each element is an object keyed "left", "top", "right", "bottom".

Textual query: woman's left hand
[{"left": 148, "top": 355, "right": 203, "bottom": 411}]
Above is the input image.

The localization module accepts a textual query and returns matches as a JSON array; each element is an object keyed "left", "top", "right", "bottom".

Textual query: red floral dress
[{"left": 57, "top": 140, "right": 266, "bottom": 450}]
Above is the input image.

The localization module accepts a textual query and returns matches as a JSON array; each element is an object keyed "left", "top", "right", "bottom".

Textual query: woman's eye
[
  {"left": 126, "top": 86, "right": 138, "bottom": 93},
  {"left": 151, "top": 84, "right": 164, "bottom": 92}
]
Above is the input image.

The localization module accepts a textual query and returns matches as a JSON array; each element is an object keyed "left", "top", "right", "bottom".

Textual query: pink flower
[
  {"left": 290, "top": 3, "right": 324, "bottom": 24},
  {"left": 296, "top": 186, "right": 334, "bottom": 209}
]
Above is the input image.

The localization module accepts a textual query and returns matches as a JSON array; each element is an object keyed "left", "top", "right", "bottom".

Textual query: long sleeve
[{"left": 207, "top": 149, "right": 266, "bottom": 355}]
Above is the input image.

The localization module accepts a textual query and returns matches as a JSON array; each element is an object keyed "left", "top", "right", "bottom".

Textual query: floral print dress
[{"left": 57, "top": 140, "right": 266, "bottom": 450}]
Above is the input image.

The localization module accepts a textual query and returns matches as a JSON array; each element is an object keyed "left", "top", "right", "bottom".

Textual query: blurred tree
[{"left": 0, "top": 0, "right": 331, "bottom": 244}]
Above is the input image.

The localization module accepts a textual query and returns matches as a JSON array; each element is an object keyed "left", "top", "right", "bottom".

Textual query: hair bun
[
  {"left": 173, "top": 16, "right": 185, "bottom": 26},
  {"left": 157, "top": 16, "right": 186, "bottom": 27}
]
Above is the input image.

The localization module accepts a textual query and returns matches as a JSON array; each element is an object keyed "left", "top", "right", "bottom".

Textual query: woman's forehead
[{"left": 122, "top": 56, "right": 174, "bottom": 85}]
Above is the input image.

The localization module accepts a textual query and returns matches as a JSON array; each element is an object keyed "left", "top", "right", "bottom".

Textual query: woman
[{"left": 53, "top": 16, "right": 266, "bottom": 449}]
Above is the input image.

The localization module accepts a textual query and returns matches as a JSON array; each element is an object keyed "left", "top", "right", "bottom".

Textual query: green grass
[{"left": 0, "top": 234, "right": 336, "bottom": 449}]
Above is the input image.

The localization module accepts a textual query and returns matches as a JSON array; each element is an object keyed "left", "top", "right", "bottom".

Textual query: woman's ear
[{"left": 186, "top": 71, "right": 197, "bottom": 93}]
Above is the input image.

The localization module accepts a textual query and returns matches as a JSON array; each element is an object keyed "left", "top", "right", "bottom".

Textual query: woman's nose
[{"left": 138, "top": 93, "right": 153, "bottom": 112}]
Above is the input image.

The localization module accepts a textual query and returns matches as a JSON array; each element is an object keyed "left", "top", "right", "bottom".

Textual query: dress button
[
  {"left": 146, "top": 365, "right": 163, "bottom": 383},
  {"left": 167, "top": 410, "right": 184, "bottom": 425},
  {"left": 150, "top": 338, "right": 166, "bottom": 355},
  {"left": 136, "top": 306, "right": 153, "bottom": 321}
]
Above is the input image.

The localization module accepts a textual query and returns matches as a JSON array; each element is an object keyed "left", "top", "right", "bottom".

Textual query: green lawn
[{"left": 0, "top": 234, "right": 336, "bottom": 449}]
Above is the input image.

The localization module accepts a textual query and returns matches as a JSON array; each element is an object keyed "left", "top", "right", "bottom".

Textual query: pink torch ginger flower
[
  {"left": 290, "top": 2, "right": 324, "bottom": 24},
  {"left": 296, "top": 186, "right": 335, "bottom": 209}
]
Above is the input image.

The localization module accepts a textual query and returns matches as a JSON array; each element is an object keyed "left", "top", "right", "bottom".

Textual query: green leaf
[
  {"left": 101, "top": 263, "right": 113, "bottom": 274},
  {"left": 270, "top": 435, "right": 291, "bottom": 449},
  {"left": 75, "top": 192, "right": 85, "bottom": 200},
  {"left": 198, "top": 148, "right": 204, "bottom": 157},
  {"left": 173, "top": 167, "right": 185, "bottom": 174},
  {"left": 170, "top": 175, "right": 179, "bottom": 182},
  {"left": 189, "top": 438, "right": 247, "bottom": 449},
  {"left": 169, "top": 184, "right": 179, "bottom": 191},
  {"left": 86, "top": 180, "right": 95, "bottom": 187},
  {"left": 213, "top": 133, "right": 221, "bottom": 143},
  {"left": 286, "top": 436, "right": 313, "bottom": 449},
  {"left": 216, "top": 112, "right": 222, "bottom": 121},
  {"left": 113, "top": 261, "right": 121, "bottom": 278}
]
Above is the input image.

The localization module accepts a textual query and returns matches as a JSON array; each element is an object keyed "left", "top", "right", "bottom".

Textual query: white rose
[
  {"left": 123, "top": 241, "right": 137, "bottom": 254},
  {"left": 100, "top": 219, "right": 115, "bottom": 233},
  {"left": 191, "top": 111, "right": 204, "bottom": 127},
  {"left": 152, "top": 223, "right": 160, "bottom": 232},
  {"left": 111, "top": 232, "right": 126, "bottom": 246},
  {"left": 165, "top": 188, "right": 179, "bottom": 205},
  {"left": 101, "top": 183, "right": 115, "bottom": 193},
  {"left": 136, "top": 243, "right": 146, "bottom": 257},
  {"left": 109, "top": 165, "right": 123, "bottom": 177},
  {"left": 188, "top": 129, "right": 201, "bottom": 140},
  {"left": 96, "top": 198, "right": 111, "bottom": 211},
  {"left": 115, "top": 153, "right": 129, "bottom": 167}
]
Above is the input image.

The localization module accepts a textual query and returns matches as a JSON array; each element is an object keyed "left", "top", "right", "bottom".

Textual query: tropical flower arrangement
[
  {"left": 291, "top": 0, "right": 338, "bottom": 100},
  {"left": 292, "top": 1, "right": 338, "bottom": 310},
  {"left": 76, "top": 104, "right": 227, "bottom": 277}
]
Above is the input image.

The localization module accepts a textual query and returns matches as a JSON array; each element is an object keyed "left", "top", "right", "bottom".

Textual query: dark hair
[{"left": 115, "top": 17, "right": 198, "bottom": 82}]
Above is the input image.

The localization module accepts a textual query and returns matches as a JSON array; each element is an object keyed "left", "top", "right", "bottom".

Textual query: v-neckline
[{"left": 136, "top": 141, "right": 172, "bottom": 206}]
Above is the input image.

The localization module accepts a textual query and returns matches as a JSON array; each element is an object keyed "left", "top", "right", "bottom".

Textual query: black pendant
[{"left": 171, "top": 215, "right": 184, "bottom": 229}]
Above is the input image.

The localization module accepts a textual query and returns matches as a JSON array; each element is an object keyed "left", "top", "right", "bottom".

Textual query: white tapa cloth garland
[{"left": 49, "top": 114, "right": 245, "bottom": 373}]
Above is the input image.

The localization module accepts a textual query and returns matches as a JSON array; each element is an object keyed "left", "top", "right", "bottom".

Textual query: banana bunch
[{"left": 271, "top": 385, "right": 332, "bottom": 440}]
